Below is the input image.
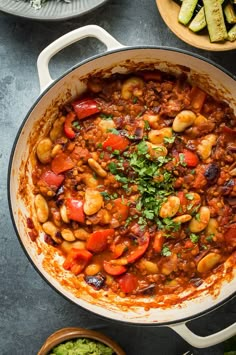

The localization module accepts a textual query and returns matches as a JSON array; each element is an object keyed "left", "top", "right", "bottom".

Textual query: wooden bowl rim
[
  {"left": 37, "top": 327, "right": 126, "bottom": 355},
  {"left": 156, "top": 0, "right": 236, "bottom": 52}
]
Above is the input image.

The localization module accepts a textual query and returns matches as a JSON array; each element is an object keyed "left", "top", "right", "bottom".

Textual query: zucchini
[
  {"left": 189, "top": 0, "right": 224, "bottom": 33},
  {"left": 178, "top": 0, "right": 199, "bottom": 25},
  {"left": 224, "top": 3, "right": 236, "bottom": 24},
  {"left": 228, "top": 23, "right": 236, "bottom": 40},
  {"left": 203, "top": 0, "right": 228, "bottom": 42},
  {"left": 189, "top": 7, "right": 206, "bottom": 32}
]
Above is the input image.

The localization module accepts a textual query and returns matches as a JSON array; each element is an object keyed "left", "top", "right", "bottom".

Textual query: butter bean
[
  {"left": 88, "top": 158, "right": 107, "bottom": 177},
  {"left": 197, "top": 134, "right": 217, "bottom": 160},
  {"left": 42, "top": 221, "right": 61, "bottom": 243},
  {"left": 61, "top": 228, "right": 76, "bottom": 242},
  {"left": 36, "top": 138, "right": 53, "bottom": 164},
  {"left": 197, "top": 253, "right": 221, "bottom": 273},
  {"left": 159, "top": 196, "right": 180, "bottom": 218},
  {"left": 146, "top": 142, "right": 168, "bottom": 160},
  {"left": 50, "top": 116, "right": 65, "bottom": 142},
  {"left": 85, "top": 263, "right": 101, "bottom": 276},
  {"left": 205, "top": 218, "right": 218, "bottom": 237},
  {"left": 34, "top": 194, "right": 49, "bottom": 223},
  {"left": 121, "top": 77, "right": 144, "bottom": 100},
  {"left": 140, "top": 260, "right": 158, "bottom": 274},
  {"left": 84, "top": 189, "right": 104, "bottom": 215},
  {"left": 172, "top": 110, "right": 196, "bottom": 132},
  {"left": 60, "top": 205, "right": 70, "bottom": 223},
  {"left": 189, "top": 206, "right": 210, "bottom": 233},
  {"left": 60, "top": 240, "right": 86, "bottom": 254},
  {"left": 74, "top": 228, "right": 90, "bottom": 240},
  {"left": 82, "top": 173, "right": 99, "bottom": 188},
  {"left": 172, "top": 214, "right": 192, "bottom": 223},
  {"left": 98, "top": 119, "right": 115, "bottom": 132},
  {"left": 148, "top": 127, "right": 172, "bottom": 144}
]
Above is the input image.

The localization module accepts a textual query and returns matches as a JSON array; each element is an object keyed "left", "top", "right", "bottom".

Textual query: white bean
[
  {"left": 205, "top": 218, "right": 218, "bottom": 237},
  {"left": 36, "top": 138, "right": 53, "bottom": 164},
  {"left": 172, "top": 214, "right": 192, "bottom": 223},
  {"left": 148, "top": 127, "right": 172, "bottom": 144},
  {"left": 159, "top": 196, "right": 180, "bottom": 218},
  {"left": 60, "top": 240, "right": 86, "bottom": 254},
  {"left": 197, "top": 134, "right": 217, "bottom": 160},
  {"left": 34, "top": 194, "right": 49, "bottom": 223},
  {"left": 146, "top": 142, "right": 168, "bottom": 160},
  {"left": 83, "top": 188, "right": 104, "bottom": 215},
  {"left": 142, "top": 113, "right": 160, "bottom": 129},
  {"left": 85, "top": 263, "right": 101, "bottom": 276},
  {"left": 189, "top": 206, "right": 210, "bottom": 233},
  {"left": 50, "top": 116, "right": 65, "bottom": 142},
  {"left": 61, "top": 228, "right": 76, "bottom": 242},
  {"left": 140, "top": 260, "right": 159, "bottom": 274},
  {"left": 60, "top": 205, "right": 70, "bottom": 223},
  {"left": 51, "top": 144, "right": 63, "bottom": 158},
  {"left": 193, "top": 114, "right": 208, "bottom": 126},
  {"left": 121, "top": 77, "right": 144, "bottom": 100},
  {"left": 98, "top": 119, "right": 115, "bottom": 132},
  {"left": 82, "top": 173, "right": 99, "bottom": 188},
  {"left": 42, "top": 221, "right": 61, "bottom": 243},
  {"left": 172, "top": 110, "right": 196, "bottom": 132},
  {"left": 74, "top": 228, "right": 90, "bottom": 240},
  {"left": 88, "top": 158, "right": 107, "bottom": 177},
  {"left": 197, "top": 253, "right": 221, "bottom": 273}
]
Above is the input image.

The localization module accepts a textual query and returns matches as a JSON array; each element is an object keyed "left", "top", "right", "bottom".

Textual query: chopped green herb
[
  {"left": 137, "top": 141, "right": 149, "bottom": 155},
  {"left": 179, "top": 153, "right": 187, "bottom": 167},
  {"left": 185, "top": 193, "right": 194, "bottom": 200},
  {"left": 133, "top": 97, "right": 138, "bottom": 104},
  {"left": 100, "top": 113, "right": 113, "bottom": 120},
  {"left": 107, "top": 128, "right": 119, "bottom": 135},
  {"left": 190, "top": 233, "right": 200, "bottom": 243},
  {"left": 72, "top": 120, "right": 81, "bottom": 130},
  {"left": 164, "top": 136, "right": 175, "bottom": 144},
  {"left": 97, "top": 142, "right": 103, "bottom": 149},
  {"left": 161, "top": 245, "right": 171, "bottom": 257},
  {"left": 144, "top": 120, "right": 150, "bottom": 131},
  {"left": 99, "top": 152, "right": 105, "bottom": 159},
  {"left": 190, "top": 169, "right": 196, "bottom": 175},
  {"left": 206, "top": 234, "right": 214, "bottom": 242},
  {"left": 195, "top": 213, "right": 201, "bottom": 221},
  {"left": 202, "top": 245, "right": 208, "bottom": 250},
  {"left": 108, "top": 162, "right": 117, "bottom": 174}
]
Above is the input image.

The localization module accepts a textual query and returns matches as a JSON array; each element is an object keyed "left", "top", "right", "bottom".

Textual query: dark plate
[{"left": 0, "top": 0, "right": 109, "bottom": 21}]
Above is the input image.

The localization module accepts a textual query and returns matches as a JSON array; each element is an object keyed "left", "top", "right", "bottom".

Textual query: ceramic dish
[
  {"left": 37, "top": 327, "right": 126, "bottom": 355},
  {"left": 156, "top": 0, "right": 236, "bottom": 52},
  {"left": 0, "top": 0, "right": 109, "bottom": 21}
]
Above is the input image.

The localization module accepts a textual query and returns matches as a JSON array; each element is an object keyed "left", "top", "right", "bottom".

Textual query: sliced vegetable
[
  {"left": 66, "top": 198, "right": 85, "bottom": 223},
  {"left": 189, "top": 86, "right": 207, "bottom": 112},
  {"left": 118, "top": 273, "right": 138, "bottom": 293},
  {"left": 72, "top": 98, "right": 100, "bottom": 119},
  {"left": 110, "top": 243, "right": 128, "bottom": 258},
  {"left": 224, "top": 3, "right": 236, "bottom": 24},
  {"left": 40, "top": 170, "right": 64, "bottom": 189},
  {"left": 51, "top": 153, "right": 75, "bottom": 175},
  {"left": 228, "top": 24, "right": 236, "bottom": 41},
  {"left": 127, "top": 233, "right": 150, "bottom": 263},
  {"left": 87, "top": 229, "right": 115, "bottom": 253},
  {"left": 153, "top": 232, "right": 164, "bottom": 253},
  {"left": 102, "top": 133, "right": 129, "bottom": 152},
  {"left": 189, "top": 7, "right": 206, "bottom": 32},
  {"left": 178, "top": 0, "right": 198, "bottom": 25},
  {"left": 103, "top": 261, "right": 127, "bottom": 276},
  {"left": 64, "top": 112, "right": 76, "bottom": 139},
  {"left": 112, "top": 198, "right": 129, "bottom": 222},
  {"left": 203, "top": 0, "right": 227, "bottom": 42},
  {"left": 63, "top": 248, "right": 92, "bottom": 275}
]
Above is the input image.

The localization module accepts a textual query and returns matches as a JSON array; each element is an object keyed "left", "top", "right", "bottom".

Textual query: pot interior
[{"left": 9, "top": 48, "right": 236, "bottom": 324}]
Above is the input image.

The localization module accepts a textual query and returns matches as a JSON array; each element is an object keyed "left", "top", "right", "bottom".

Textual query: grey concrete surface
[{"left": 0, "top": 0, "right": 235, "bottom": 354}]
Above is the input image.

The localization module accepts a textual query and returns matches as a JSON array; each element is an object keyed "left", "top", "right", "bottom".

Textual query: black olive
[
  {"left": 84, "top": 273, "right": 106, "bottom": 290},
  {"left": 222, "top": 179, "right": 235, "bottom": 196},
  {"left": 204, "top": 163, "right": 220, "bottom": 182}
]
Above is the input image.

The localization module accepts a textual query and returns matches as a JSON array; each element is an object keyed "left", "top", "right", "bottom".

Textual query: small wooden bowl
[
  {"left": 156, "top": 0, "right": 236, "bottom": 51},
  {"left": 37, "top": 327, "right": 126, "bottom": 355}
]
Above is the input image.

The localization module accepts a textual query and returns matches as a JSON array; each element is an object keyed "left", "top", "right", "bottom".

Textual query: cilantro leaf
[
  {"left": 190, "top": 233, "right": 200, "bottom": 243},
  {"left": 161, "top": 245, "right": 171, "bottom": 257}
]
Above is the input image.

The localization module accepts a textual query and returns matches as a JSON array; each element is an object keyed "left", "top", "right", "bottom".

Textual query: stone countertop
[{"left": 0, "top": 0, "right": 235, "bottom": 354}]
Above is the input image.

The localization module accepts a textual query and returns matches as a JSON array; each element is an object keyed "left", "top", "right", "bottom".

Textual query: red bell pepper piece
[
  {"left": 51, "top": 153, "right": 75, "bottom": 175},
  {"left": 87, "top": 229, "right": 115, "bottom": 253},
  {"left": 63, "top": 248, "right": 92, "bottom": 275},
  {"left": 102, "top": 134, "right": 129, "bottom": 152},
  {"left": 72, "top": 98, "right": 100, "bottom": 119},
  {"left": 153, "top": 232, "right": 164, "bottom": 253},
  {"left": 118, "top": 273, "right": 138, "bottom": 293},
  {"left": 40, "top": 170, "right": 64, "bottom": 189},
  {"left": 127, "top": 233, "right": 150, "bottom": 263},
  {"left": 64, "top": 112, "right": 76, "bottom": 139},
  {"left": 66, "top": 198, "right": 85, "bottom": 223},
  {"left": 222, "top": 125, "right": 236, "bottom": 135},
  {"left": 189, "top": 86, "right": 207, "bottom": 112},
  {"left": 180, "top": 149, "right": 199, "bottom": 168},
  {"left": 112, "top": 198, "right": 129, "bottom": 222},
  {"left": 110, "top": 243, "right": 128, "bottom": 259},
  {"left": 224, "top": 224, "right": 236, "bottom": 248},
  {"left": 103, "top": 261, "right": 127, "bottom": 276}
]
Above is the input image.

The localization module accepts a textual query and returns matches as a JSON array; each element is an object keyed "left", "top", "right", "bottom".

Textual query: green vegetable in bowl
[{"left": 49, "top": 338, "right": 114, "bottom": 355}]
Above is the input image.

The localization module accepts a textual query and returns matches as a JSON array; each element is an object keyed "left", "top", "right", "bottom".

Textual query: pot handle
[
  {"left": 37, "top": 25, "right": 124, "bottom": 92},
  {"left": 169, "top": 321, "right": 236, "bottom": 348}
]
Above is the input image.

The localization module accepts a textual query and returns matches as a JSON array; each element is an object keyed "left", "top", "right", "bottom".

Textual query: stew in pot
[{"left": 28, "top": 69, "right": 236, "bottom": 298}]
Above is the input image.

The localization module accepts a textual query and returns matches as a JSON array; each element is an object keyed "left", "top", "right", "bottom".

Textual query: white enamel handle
[
  {"left": 37, "top": 25, "right": 124, "bottom": 92},
  {"left": 169, "top": 320, "right": 236, "bottom": 348}
]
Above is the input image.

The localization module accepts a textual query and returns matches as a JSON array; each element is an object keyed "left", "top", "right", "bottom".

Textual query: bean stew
[{"left": 28, "top": 69, "right": 236, "bottom": 300}]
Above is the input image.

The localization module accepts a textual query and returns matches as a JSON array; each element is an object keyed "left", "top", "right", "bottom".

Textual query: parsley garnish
[
  {"left": 190, "top": 233, "right": 200, "bottom": 243},
  {"left": 144, "top": 120, "right": 150, "bottom": 131},
  {"left": 100, "top": 113, "right": 113, "bottom": 120},
  {"left": 107, "top": 128, "right": 119, "bottom": 135},
  {"left": 72, "top": 120, "right": 81, "bottom": 130},
  {"left": 179, "top": 153, "right": 187, "bottom": 167},
  {"left": 164, "top": 136, "right": 175, "bottom": 144},
  {"left": 133, "top": 97, "right": 138, "bottom": 104},
  {"left": 161, "top": 245, "right": 171, "bottom": 257},
  {"left": 185, "top": 193, "right": 194, "bottom": 200},
  {"left": 108, "top": 162, "right": 118, "bottom": 174},
  {"left": 206, "top": 234, "right": 214, "bottom": 242}
]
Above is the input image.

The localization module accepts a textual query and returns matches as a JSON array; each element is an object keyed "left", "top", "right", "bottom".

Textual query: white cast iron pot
[{"left": 8, "top": 25, "right": 236, "bottom": 348}]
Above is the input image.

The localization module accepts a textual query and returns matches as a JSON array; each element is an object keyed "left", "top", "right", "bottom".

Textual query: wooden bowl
[
  {"left": 37, "top": 327, "right": 126, "bottom": 355},
  {"left": 156, "top": 0, "right": 236, "bottom": 51}
]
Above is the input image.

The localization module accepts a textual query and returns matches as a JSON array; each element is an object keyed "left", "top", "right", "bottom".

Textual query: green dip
[{"left": 49, "top": 338, "right": 114, "bottom": 355}]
